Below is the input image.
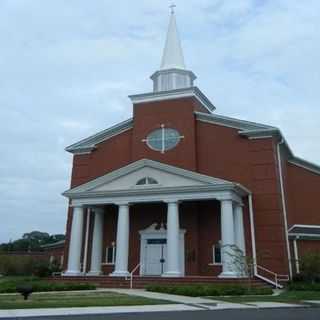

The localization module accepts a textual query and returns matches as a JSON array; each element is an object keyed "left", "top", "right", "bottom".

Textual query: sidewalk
[{"left": 0, "top": 289, "right": 305, "bottom": 318}]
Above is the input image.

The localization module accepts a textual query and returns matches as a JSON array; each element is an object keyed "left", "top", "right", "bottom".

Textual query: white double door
[{"left": 145, "top": 239, "right": 167, "bottom": 276}]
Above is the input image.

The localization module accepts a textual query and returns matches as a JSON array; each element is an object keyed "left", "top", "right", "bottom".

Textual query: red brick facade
[{"left": 63, "top": 96, "right": 320, "bottom": 278}]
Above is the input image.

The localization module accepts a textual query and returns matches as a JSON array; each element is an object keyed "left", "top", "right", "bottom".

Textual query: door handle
[{"left": 160, "top": 258, "right": 165, "bottom": 263}]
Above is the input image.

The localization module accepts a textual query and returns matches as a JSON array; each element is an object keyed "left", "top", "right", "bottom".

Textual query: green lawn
[
  {"left": 212, "top": 290, "right": 320, "bottom": 304},
  {"left": 0, "top": 291, "right": 171, "bottom": 309}
]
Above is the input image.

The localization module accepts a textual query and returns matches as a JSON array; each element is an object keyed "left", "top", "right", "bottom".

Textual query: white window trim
[
  {"left": 142, "top": 125, "right": 184, "bottom": 154},
  {"left": 209, "top": 243, "right": 222, "bottom": 266},
  {"left": 102, "top": 245, "right": 116, "bottom": 265},
  {"left": 135, "top": 177, "right": 159, "bottom": 186}
]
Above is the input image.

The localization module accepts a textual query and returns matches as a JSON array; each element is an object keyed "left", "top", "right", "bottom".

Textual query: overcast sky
[{"left": 0, "top": 0, "right": 319, "bottom": 243}]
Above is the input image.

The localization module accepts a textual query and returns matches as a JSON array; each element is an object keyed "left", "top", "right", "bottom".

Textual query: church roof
[{"left": 65, "top": 118, "right": 133, "bottom": 154}]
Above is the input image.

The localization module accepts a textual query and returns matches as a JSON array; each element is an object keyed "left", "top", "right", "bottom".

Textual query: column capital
[
  {"left": 70, "top": 204, "right": 84, "bottom": 209},
  {"left": 114, "top": 201, "right": 130, "bottom": 207},
  {"left": 90, "top": 206, "right": 105, "bottom": 214},
  {"left": 163, "top": 199, "right": 180, "bottom": 204}
]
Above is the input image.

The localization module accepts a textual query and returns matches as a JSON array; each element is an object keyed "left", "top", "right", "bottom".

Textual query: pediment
[{"left": 64, "top": 159, "right": 234, "bottom": 197}]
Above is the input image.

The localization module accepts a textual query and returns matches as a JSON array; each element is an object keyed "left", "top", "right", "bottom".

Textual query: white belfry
[{"left": 151, "top": 8, "right": 196, "bottom": 92}]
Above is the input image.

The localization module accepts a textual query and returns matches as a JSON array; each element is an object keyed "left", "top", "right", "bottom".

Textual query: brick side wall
[
  {"left": 286, "top": 163, "right": 320, "bottom": 225},
  {"left": 195, "top": 121, "right": 288, "bottom": 274}
]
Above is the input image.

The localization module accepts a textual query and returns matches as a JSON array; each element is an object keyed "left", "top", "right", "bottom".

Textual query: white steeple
[
  {"left": 160, "top": 7, "right": 186, "bottom": 70},
  {"left": 151, "top": 6, "right": 196, "bottom": 93}
]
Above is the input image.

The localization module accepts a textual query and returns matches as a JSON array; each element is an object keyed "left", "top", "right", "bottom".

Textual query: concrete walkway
[
  {"left": 0, "top": 289, "right": 305, "bottom": 318},
  {"left": 104, "top": 289, "right": 302, "bottom": 310}
]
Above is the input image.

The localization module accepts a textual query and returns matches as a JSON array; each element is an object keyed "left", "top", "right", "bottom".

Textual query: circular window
[{"left": 145, "top": 127, "right": 182, "bottom": 153}]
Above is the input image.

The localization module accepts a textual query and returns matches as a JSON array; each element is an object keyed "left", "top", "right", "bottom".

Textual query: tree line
[{"left": 0, "top": 231, "right": 65, "bottom": 252}]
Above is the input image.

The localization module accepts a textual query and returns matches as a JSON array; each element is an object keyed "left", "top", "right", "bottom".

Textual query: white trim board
[
  {"left": 130, "top": 87, "right": 215, "bottom": 113},
  {"left": 65, "top": 118, "right": 133, "bottom": 154}
]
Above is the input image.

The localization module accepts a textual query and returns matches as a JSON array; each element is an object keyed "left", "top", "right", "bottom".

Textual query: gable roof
[
  {"left": 195, "top": 111, "right": 277, "bottom": 132},
  {"left": 65, "top": 118, "right": 133, "bottom": 154},
  {"left": 63, "top": 159, "right": 249, "bottom": 199},
  {"left": 195, "top": 111, "right": 320, "bottom": 176}
]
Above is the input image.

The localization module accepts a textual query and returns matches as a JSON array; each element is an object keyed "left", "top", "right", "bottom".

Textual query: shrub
[
  {"left": 288, "top": 281, "right": 320, "bottom": 292},
  {"left": 146, "top": 284, "right": 272, "bottom": 297},
  {"left": 33, "top": 261, "right": 51, "bottom": 278},
  {"left": 0, "top": 277, "right": 96, "bottom": 293},
  {"left": 299, "top": 253, "right": 320, "bottom": 283}
]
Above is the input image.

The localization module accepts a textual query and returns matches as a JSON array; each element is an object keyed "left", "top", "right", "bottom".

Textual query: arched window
[{"left": 136, "top": 177, "right": 159, "bottom": 186}]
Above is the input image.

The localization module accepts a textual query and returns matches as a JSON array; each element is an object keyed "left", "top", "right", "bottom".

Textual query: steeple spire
[
  {"left": 160, "top": 6, "right": 186, "bottom": 70},
  {"left": 150, "top": 6, "right": 196, "bottom": 93}
]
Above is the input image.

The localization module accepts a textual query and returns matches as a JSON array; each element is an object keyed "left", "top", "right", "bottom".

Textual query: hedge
[
  {"left": 146, "top": 284, "right": 273, "bottom": 297},
  {"left": 288, "top": 282, "right": 320, "bottom": 292},
  {"left": 0, "top": 277, "right": 96, "bottom": 293}
]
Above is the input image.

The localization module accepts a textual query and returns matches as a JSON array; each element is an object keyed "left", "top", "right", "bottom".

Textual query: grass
[
  {"left": 212, "top": 290, "right": 320, "bottom": 304},
  {"left": 0, "top": 291, "right": 171, "bottom": 309}
]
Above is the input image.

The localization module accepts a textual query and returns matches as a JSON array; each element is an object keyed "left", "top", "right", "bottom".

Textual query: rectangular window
[
  {"left": 212, "top": 243, "right": 222, "bottom": 265},
  {"left": 106, "top": 246, "right": 116, "bottom": 264}
]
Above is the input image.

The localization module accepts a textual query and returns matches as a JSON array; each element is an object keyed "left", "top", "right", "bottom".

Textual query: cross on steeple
[{"left": 169, "top": 4, "right": 176, "bottom": 14}]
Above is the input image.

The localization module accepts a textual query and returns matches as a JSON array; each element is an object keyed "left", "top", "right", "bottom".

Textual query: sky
[{"left": 0, "top": 0, "right": 319, "bottom": 243}]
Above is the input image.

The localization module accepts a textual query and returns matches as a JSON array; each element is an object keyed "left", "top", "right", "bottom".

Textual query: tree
[{"left": 0, "top": 231, "right": 65, "bottom": 252}]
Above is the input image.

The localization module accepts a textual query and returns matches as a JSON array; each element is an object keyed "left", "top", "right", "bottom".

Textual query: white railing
[
  {"left": 126, "top": 263, "right": 143, "bottom": 289},
  {"left": 255, "top": 265, "right": 289, "bottom": 288}
]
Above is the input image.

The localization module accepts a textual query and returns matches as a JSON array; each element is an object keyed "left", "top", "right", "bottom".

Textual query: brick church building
[{"left": 61, "top": 10, "right": 320, "bottom": 287}]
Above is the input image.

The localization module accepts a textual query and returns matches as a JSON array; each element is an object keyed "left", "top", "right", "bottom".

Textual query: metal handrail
[
  {"left": 256, "top": 264, "right": 289, "bottom": 288},
  {"left": 127, "top": 263, "right": 143, "bottom": 289}
]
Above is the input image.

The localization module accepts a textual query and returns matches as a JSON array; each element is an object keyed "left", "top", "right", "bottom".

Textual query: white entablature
[{"left": 63, "top": 159, "right": 249, "bottom": 207}]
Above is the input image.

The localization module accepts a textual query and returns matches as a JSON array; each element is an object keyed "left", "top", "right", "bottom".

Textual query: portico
[{"left": 63, "top": 159, "right": 249, "bottom": 279}]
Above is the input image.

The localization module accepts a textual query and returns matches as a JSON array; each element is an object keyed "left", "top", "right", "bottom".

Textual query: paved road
[{"left": 2, "top": 308, "right": 319, "bottom": 320}]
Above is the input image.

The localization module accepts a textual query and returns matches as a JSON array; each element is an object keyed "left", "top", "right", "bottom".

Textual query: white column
[
  {"left": 163, "top": 200, "right": 181, "bottom": 277},
  {"left": 234, "top": 204, "right": 246, "bottom": 255},
  {"left": 88, "top": 207, "right": 104, "bottom": 276},
  {"left": 111, "top": 203, "right": 130, "bottom": 277},
  {"left": 219, "top": 199, "right": 237, "bottom": 278},
  {"left": 65, "top": 205, "right": 84, "bottom": 276},
  {"left": 82, "top": 209, "right": 91, "bottom": 274}
]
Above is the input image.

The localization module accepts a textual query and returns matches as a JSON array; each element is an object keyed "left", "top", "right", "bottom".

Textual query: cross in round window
[{"left": 142, "top": 124, "right": 184, "bottom": 153}]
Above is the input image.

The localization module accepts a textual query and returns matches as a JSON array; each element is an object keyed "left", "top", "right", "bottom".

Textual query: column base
[
  {"left": 110, "top": 271, "right": 130, "bottom": 277},
  {"left": 62, "top": 271, "right": 82, "bottom": 277},
  {"left": 162, "top": 271, "right": 182, "bottom": 278},
  {"left": 87, "top": 271, "right": 102, "bottom": 276},
  {"left": 218, "top": 271, "right": 239, "bottom": 278}
]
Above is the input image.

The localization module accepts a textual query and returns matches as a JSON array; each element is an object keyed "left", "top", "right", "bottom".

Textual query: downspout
[
  {"left": 277, "top": 138, "right": 293, "bottom": 278},
  {"left": 248, "top": 193, "right": 258, "bottom": 275}
]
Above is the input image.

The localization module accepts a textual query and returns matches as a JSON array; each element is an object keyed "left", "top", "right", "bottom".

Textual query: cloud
[{"left": 0, "top": 0, "right": 319, "bottom": 242}]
